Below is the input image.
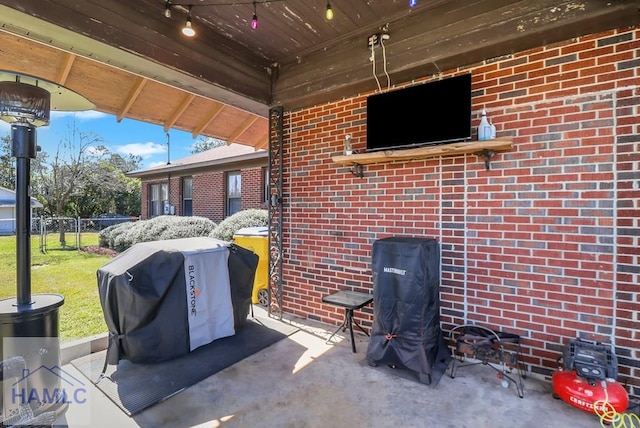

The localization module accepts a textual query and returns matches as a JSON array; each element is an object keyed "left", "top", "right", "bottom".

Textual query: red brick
[{"left": 275, "top": 27, "right": 640, "bottom": 396}]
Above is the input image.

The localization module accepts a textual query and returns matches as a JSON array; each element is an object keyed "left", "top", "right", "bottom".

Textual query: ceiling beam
[
  {"left": 117, "top": 77, "right": 147, "bottom": 122},
  {"left": 255, "top": 136, "right": 269, "bottom": 150},
  {"left": 192, "top": 103, "right": 224, "bottom": 138},
  {"left": 164, "top": 93, "right": 196, "bottom": 132},
  {"left": 55, "top": 52, "right": 75, "bottom": 86},
  {"left": 225, "top": 116, "right": 258, "bottom": 145}
]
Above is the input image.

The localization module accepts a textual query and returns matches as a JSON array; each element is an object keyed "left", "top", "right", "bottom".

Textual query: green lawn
[{"left": 0, "top": 233, "right": 112, "bottom": 343}]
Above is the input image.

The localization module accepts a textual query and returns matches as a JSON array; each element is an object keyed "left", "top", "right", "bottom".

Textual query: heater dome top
[
  {"left": 0, "top": 70, "right": 95, "bottom": 127},
  {"left": 0, "top": 81, "right": 51, "bottom": 127}
]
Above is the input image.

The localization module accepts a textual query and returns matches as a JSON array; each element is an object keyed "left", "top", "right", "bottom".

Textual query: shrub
[
  {"left": 209, "top": 209, "right": 268, "bottom": 242},
  {"left": 156, "top": 216, "right": 218, "bottom": 240},
  {"left": 99, "top": 215, "right": 217, "bottom": 252},
  {"left": 98, "top": 221, "right": 137, "bottom": 248}
]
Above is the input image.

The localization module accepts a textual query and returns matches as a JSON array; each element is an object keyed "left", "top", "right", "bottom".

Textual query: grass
[{"left": 0, "top": 233, "right": 112, "bottom": 343}]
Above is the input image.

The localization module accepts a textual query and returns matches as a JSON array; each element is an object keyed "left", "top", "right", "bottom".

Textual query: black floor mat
[{"left": 71, "top": 316, "right": 298, "bottom": 416}]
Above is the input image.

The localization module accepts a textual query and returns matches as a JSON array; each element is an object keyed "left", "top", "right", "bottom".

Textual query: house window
[
  {"left": 227, "top": 171, "right": 241, "bottom": 216},
  {"left": 182, "top": 177, "right": 193, "bottom": 216},
  {"left": 149, "top": 183, "right": 168, "bottom": 217}
]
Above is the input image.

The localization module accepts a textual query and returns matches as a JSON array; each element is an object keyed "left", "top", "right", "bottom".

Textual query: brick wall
[
  {"left": 279, "top": 27, "right": 640, "bottom": 395},
  {"left": 242, "top": 167, "right": 266, "bottom": 209},
  {"left": 140, "top": 182, "right": 149, "bottom": 218},
  {"left": 139, "top": 166, "right": 265, "bottom": 222},
  {"left": 193, "top": 172, "right": 224, "bottom": 222},
  {"left": 168, "top": 175, "right": 181, "bottom": 215}
]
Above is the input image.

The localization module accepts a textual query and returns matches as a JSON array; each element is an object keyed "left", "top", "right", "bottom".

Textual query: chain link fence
[{"left": 0, "top": 216, "right": 139, "bottom": 252}]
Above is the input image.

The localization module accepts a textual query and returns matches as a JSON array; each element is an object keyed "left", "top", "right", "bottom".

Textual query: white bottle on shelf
[
  {"left": 478, "top": 108, "right": 490, "bottom": 141},
  {"left": 489, "top": 120, "right": 497, "bottom": 139}
]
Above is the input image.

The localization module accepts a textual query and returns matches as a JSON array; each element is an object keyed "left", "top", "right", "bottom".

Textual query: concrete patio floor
[{"left": 56, "top": 306, "right": 606, "bottom": 427}]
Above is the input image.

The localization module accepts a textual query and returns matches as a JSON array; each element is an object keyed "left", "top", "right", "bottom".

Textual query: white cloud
[
  {"left": 115, "top": 142, "right": 166, "bottom": 158},
  {"left": 146, "top": 160, "right": 169, "bottom": 168},
  {"left": 0, "top": 111, "right": 109, "bottom": 136},
  {"left": 50, "top": 110, "right": 110, "bottom": 121}
]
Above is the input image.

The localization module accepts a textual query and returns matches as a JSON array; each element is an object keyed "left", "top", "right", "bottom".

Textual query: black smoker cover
[
  {"left": 366, "top": 236, "right": 451, "bottom": 385},
  {"left": 97, "top": 237, "right": 257, "bottom": 365}
]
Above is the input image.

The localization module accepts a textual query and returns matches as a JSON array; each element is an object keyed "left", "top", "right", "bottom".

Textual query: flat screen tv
[{"left": 366, "top": 73, "right": 472, "bottom": 152}]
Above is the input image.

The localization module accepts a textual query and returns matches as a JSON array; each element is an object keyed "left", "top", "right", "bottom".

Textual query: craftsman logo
[
  {"left": 569, "top": 395, "right": 607, "bottom": 412},
  {"left": 383, "top": 267, "right": 406, "bottom": 276},
  {"left": 188, "top": 265, "right": 201, "bottom": 316}
]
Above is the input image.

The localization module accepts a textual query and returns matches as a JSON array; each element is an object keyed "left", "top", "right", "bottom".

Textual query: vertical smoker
[{"left": 366, "top": 236, "right": 450, "bottom": 385}]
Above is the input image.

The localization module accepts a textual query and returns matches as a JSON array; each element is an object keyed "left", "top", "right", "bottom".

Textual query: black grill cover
[
  {"left": 97, "top": 237, "right": 257, "bottom": 365},
  {"left": 227, "top": 243, "right": 259, "bottom": 329},
  {"left": 366, "top": 237, "right": 451, "bottom": 385}
]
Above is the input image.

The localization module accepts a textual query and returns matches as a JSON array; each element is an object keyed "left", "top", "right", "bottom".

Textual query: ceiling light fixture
[
  {"left": 325, "top": 1, "right": 334, "bottom": 20},
  {"left": 166, "top": 1, "right": 349, "bottom": 34},
  {"left": 182, "top": 6, "right": 196, "bottom": 37},
  {"left": 251, "top": 1, "right": 258, "bottom": 30}
]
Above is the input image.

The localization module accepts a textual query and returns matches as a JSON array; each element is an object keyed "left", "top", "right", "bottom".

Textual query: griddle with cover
[{"left": 97, "top": 237, "right": 257, "bottom": 366}]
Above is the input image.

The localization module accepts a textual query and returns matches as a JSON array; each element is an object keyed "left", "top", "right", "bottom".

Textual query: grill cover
[
  {"left": 97, "top": 237, "right": 257, "bottom": 364},
  {"left": 366, "top": 236, "right": 450, "bottom": 384}
]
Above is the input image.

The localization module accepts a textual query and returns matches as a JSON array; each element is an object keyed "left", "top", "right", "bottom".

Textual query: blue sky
[{"left": 0, "top": 111, "right": 199, "bottom": 169}]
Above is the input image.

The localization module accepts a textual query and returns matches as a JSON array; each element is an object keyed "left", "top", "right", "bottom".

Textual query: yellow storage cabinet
[{"left": 233, "top": 226, "right": 269, "bottom": 306}]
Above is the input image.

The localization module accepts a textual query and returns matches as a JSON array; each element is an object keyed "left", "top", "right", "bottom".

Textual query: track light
[
  {"left": 251, "top": 2, "right": 258, "bottom": 30},
  {"left": 326, "top": 1, "right": 334, "bottom": 20},
  {"left": 182, "top": 6, "right": 195, "bottom": 37},
  {"left": 409, "top": 0, "right": 418, "bottom": 7},
  {"left": 164, "top": 0, "right": 172, "bottom": 18}
]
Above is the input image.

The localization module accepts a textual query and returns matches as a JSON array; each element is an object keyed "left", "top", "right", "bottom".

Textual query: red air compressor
[{"left": 552, "top": 338, "right": 629, "bottom": 422}]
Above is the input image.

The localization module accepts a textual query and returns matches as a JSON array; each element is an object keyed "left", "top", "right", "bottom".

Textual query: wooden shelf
[{"left": 332, "top": 137, "right": 513, "bottom": 166}]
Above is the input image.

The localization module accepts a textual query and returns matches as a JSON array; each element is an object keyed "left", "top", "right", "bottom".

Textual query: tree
[
  {"left": 0, "top": 134, "right": 16, "bottom": 189},
  {"left": 67, "top": 148, "right": 142, "bottom": 217},
  {"left": 31, "top": 124, "right": 102, "bottom": 247},
  {"left": 191, "top": 136, "right": 226, "bottom": 154},
  {"left": 2, "top": 124, "right": 143, "bottom": 235}
]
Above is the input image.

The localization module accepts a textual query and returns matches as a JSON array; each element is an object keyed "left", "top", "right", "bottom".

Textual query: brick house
[
  {"left": 128, "top": 143, "right": 268, "bottom": 222},
  {"left": 280, "top": 26, "right": 640, "bottom": 395}
]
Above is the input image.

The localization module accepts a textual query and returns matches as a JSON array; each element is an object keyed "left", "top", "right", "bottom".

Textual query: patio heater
[{"left": 0, "top": 71, "right": 94, "bottom": 419}]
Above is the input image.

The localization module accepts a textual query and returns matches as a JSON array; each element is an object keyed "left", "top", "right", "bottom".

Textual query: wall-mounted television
[{"left": 366, "top": 74, "right": 472, "bottom": 152}]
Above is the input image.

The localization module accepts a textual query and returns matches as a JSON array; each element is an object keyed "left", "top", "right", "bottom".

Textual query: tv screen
[{"left": 366, "top": 74, "right": 472, "bottom": 152}]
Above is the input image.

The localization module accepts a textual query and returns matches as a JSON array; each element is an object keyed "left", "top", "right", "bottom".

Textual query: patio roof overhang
[{"left": 0, "top": 1, "right": 638, "bottom": 151}]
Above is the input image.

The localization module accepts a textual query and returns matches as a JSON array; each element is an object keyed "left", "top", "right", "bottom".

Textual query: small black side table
[{"left": 322, "top": 290, "right": 373, "bottom": 353}]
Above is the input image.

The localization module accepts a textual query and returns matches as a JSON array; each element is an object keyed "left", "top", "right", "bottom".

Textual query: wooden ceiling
[{"left": 0, "top": 1, "right": 638, "bottom": 151}]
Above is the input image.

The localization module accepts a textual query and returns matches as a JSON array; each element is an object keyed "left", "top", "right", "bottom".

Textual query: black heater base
[{"left": 0, "top": 294, "right": 65, "bottom": 421}]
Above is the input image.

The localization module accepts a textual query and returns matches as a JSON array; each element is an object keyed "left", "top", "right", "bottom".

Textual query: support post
[{"left": 11, "top": 123, "right": 37, "bottom": 307}]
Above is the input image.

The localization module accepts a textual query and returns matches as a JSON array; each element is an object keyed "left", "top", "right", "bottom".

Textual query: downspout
[{"left": 166, "top": 133, "right": 171, "bottom": 214}]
